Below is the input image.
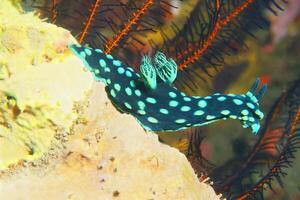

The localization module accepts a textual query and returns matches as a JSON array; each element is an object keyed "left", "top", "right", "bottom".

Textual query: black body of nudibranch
[{"left": 69, "top": 44, "right": 266, "bottom": 135}]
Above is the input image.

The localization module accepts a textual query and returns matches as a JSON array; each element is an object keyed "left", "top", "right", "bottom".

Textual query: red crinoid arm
[
  {"left": 236, "top": 108, "right": 300, "bottom": 200},
  {"left": 179, "top": 0, "right": 221, "bottom": 70},
  {"left": 104, "top": 0, "right": 153, "bottom": 54},
  {"left": 289, "top": 108, "right": 300, "bottom": 134},
  {"left": 216, "top": 92, "right": 288, "bottom": 193},
  {"left": 178, "top": 0, "right": 258, "bottom": 70},
  {"left": 222, "top": 0, "right": 255, "bottom": 26},
  {"left": 50, "top": 0, "right": 58, "bottom": 23},
  {"left": 78, "top": 0, "right": 102, "bottom": 44},
  {"left": 211, "top": 79, "right": 300, "bottom": 199}
]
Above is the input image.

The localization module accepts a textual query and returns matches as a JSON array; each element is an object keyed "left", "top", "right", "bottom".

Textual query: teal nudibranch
[{"left": 69, "top": 44, "right": 267, "bottom": 135}]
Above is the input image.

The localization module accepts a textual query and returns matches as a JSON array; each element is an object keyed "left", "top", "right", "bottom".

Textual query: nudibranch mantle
[{"left": 69, "top": 44, "right": 266, "bottom": 135}]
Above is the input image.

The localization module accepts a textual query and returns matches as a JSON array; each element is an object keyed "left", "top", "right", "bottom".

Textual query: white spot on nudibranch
[
  {"left": 110, "top": 89, "right": 116, "bottom": 98},
  {"left": 221, "top": 110, "right": 230, "bottom": 115},
  {"left": 117, "top": 67, "right": 125, "bottom": 74},
  {"left": 99, "top": 59, "right": 106, "bottom": 67},
  {"left": 242, "top": 116, "right": 248, "bottom": 121},
  {"left": 95, "top": 49, "right": 103, "bottom": 53},
  {"left": 114, "top": 83, "right": 121, "bottom": 91},
  {"left": 247, "top": 102, "right": 255, "bottom": 109},
  {"left": 159, "top": 108, "right": 169, "bottom": 114},
  {"left": 233, "top": 99, "right": 243, "bottom": 105},
  {"left": 80, "top": 51, "right": 86, "bottom": 58},
  {"left": 169, "top": 100, "right": 179, "bottom": 107},
  {"left": 84, "top": 48, "right": 92, "bottom": 56},
  {"left": 175, "top": 119, "right": 186, "bottom": 124},
  {"left": 94, "top": 69, "right": 100, "bottom": 74},
  {"left": 138, "top": 101, "right": 146, "bottom": 110},
  {"left": 193, "top": 110, "right": 204, "bottom": 116},
  {"left": 146, "top": 97, "right": 156, "bottom": 104},
  {"left": 124, "top": 102, "right": 132, "bottom": 109},
  {"left": 125, "top": 87, "right": 132, "bottom": 96},
  {"left": 229, "top": 115, "right": 237, "bottom": 119},
  {"left": 168, "top": 92, "right": 177, "bottom": 98},
  {"left": 241, "top": 109, "right": 249, "bottom": 116},
  {"left": 198, "top": 100, "right": 207, "bottom": 108},
  {"left": 106, "top": 54, "right": 113, "bottom": 59},
  {"left": 255, "top": 110, "right": 264, "bottom": 119},
  {"left": 217, "top": 96, "right": 226, "bottom": 101},
  {"left": 127, "top": 67, "right": 134, "bottom": 72},
  {"left": 180, "top": 106, "right": 191, "bottom": 112},
  {"left": 147, "top": 117, "right": 158, "bottom": 123},
  {"left": 113, "top": 60, "right": 121, "bottom": 67},
  {"left": 125, "top": 70, "right": 132, "bottom": 77},
  {"left": 206, "top": 115, "right": 216, "bottom": 120},
  {"left": 104, "top": 67, "right": 111, "bottom": 72},
  {"left": 183, "top": 97, "right": 191, "bottom": 102},
  {"left": 249, "top": 117, "right": 255, "bottom": 122},
  {"left": 134, "top": 89, "right": 141, "bottom": 97},
  {"left": 138, "top": 110, "right": 146, "bottom": 115},
  {"left": 130, "top": 80, "right": 136, "bottom": 87}
]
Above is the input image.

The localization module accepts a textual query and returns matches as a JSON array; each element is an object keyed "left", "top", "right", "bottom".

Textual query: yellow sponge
[{"left": 0, "top": 0, "right": 93, "bottom": 170}]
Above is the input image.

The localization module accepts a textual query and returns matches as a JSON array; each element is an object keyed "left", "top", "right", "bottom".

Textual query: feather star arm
[{"left": 69, "top": 44, "right": 266, "bottom": 135}]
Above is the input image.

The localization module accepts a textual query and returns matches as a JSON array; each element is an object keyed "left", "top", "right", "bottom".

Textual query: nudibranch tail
[{"left": 69, "top": 43, "right": 266, "bottom": 135}]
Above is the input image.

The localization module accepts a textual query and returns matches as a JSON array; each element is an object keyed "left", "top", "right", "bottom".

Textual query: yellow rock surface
[
  {"left": 0, "top": 0, "right": 93, "bottom": 169},
  {"left": 0, "top": 1, "right": 220, "bottom": 199},
  {"left": 0, "top": 83, "right": 220, "bottom": 200}
]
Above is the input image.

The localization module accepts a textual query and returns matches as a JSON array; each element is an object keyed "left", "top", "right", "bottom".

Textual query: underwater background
[{"left": 1, "top": 0, "right": 300, "bottom": 199}]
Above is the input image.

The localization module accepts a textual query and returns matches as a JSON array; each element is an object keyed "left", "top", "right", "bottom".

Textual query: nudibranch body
[{"left": 69, "top": 44, "right": 266, "bottom": 135}]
